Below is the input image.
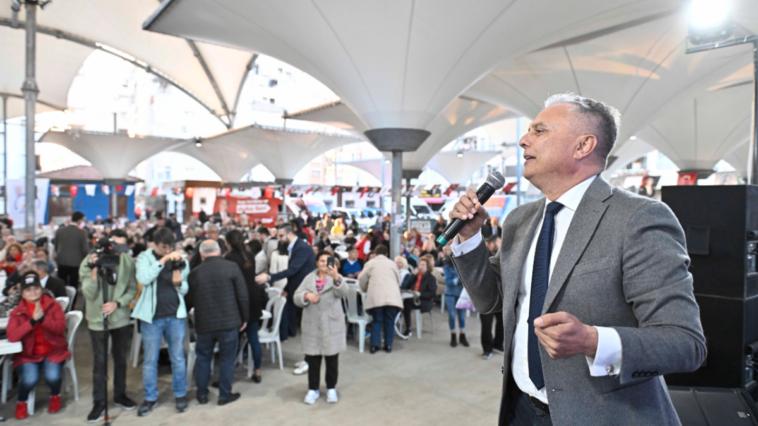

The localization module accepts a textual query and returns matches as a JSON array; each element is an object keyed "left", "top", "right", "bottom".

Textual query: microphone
[{"left": 436, "top": 171, "right": 505, "bottom": 246}]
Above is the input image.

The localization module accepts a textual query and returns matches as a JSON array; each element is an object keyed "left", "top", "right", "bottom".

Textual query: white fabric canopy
[
  {"left": 635, "top": 84, "right": 752, "bottom": 172},
  {"left": 202, "top": 125, "right": 359, "bottom": 180},
  {"left": 465, "top": 5, "right": 756, "bottom": 162},
  {"left": 291, "top": 97, "right": 516, "bottom": 169},
  {"left": 39, "top": 130, "right": 185, "bottom": 179},
  {"left": 601, "top": 139, "right": 656, "bottom": 178},
  {"left": 426, "top": 151, "right": 501, "bottom": 185},
  {"left": 171, "top": 140, "right": 261, "bottom": 183},
  {"left": 0, "top": 0, "right": 255, "bottom": 123},
  {"left": 145, "top": 0, "right": 680, "bottom": 131},
  {"left": 0, "top": 25, "right": 91, "bottom": 117}
]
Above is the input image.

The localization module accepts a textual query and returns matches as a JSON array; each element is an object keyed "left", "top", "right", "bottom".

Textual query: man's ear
[{"left": 574, "top": 134, "right": 598, "bottom": 160}]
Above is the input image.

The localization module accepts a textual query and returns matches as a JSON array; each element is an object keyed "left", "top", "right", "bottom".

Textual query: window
[
  {"left": 345, "top": 200, "right": 355, "bottom": 208},
  {"left": 366, "top": 201, "right": 376, "bottom": 208}
]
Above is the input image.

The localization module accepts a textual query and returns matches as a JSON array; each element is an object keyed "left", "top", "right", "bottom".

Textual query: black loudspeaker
[
  {"left": 662, "top": 186, "right": 758, "bottom": 396},
  {"left": 669, "top": 387, "right": 758, "bottom": 425}
]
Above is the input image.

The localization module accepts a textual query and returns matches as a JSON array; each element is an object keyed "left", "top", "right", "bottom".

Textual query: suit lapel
[
  {"left": 542, "top": 178, "right": 613, "bottom": 314},
  {"left": 503, "top": 200, "right": 544, "bottom": 304}
]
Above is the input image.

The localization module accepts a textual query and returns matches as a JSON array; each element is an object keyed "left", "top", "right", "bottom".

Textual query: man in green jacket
[{"left": 80, "top": 229, "right": 139, "bottom": 422}]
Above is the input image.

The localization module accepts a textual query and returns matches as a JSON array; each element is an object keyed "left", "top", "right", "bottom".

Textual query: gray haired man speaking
[{"left": 450, "top": 93, "right": 705, "bottom": 426}]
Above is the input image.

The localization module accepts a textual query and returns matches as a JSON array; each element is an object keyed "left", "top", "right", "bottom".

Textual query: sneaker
[
  {"left": 49, "top": 395, "right": 62, "bottom": 414},
  {"left": 304, "top": 390, "right": 320, "bottom": 405},
  {"left": 87, "top": 404, "right": 105, "bottom": 422},
  {"left": 137, "top": 400, "right": 159, "bottom": 417},
  {"left": 327, "top": 389, "right": 339, "bottom": 403},
  {"left": 459, "top": 333, "right": 470, "bottom": 347},
  {"left": 294, "top": 362, "right": 309, "bottom": 375},
  {"left": 492, "top": 346, "right": 504, "bottom": 355},
  {"left": 482, "top": 352, "right": 493, "bottom": 360},
  {"left": 15, "top": 402, "right": 28, "bottom": 420},
  {"left": 294, "top": 360, "right": 306, "bottom": 369},
  {"left": 114, "top": 394, "right": 137, "bottom": 410},
  {"left": 176, "top": 396, "right": 188, "bottom": 413}
]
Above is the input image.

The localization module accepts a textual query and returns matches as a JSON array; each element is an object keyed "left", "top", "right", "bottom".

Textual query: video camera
[
  {"left": 87, "top": 238, "right": 121, "bottom": 284},
  {"left": 169, "top": 259, "right": 186, "bottom": 271}
]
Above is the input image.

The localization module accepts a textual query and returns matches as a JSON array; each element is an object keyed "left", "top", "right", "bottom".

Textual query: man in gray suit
[
  {"left": 54, "top": 211, "right": 90, "bottom": 305},
  {"left": 450, "top": 93, "right": 705, "bottom": 426}
]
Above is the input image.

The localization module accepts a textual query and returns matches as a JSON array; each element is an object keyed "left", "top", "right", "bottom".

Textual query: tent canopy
[
  {"left": 39, "top": 130, "right": 186, "bottom": 180},
  {"left": 171, "top": 140, "right": 260, "bottom": 183},
  {"left": 144, "top": 0, "right": 681, "bottom": 131},
  {"left": 201, "top": 125, "right": 360, "bottom": 181},
  {"left": 426, "top": 151, "right": 502, "bottom": 185}
]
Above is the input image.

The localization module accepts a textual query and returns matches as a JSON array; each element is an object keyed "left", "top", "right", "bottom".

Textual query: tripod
[{"left": 98, "top": 269, "right": 115, "bottom": 426}]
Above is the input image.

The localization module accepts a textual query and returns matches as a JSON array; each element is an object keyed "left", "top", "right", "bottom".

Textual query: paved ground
[{"left": 0, "top": 308, "right": 503, "bottom": 425}]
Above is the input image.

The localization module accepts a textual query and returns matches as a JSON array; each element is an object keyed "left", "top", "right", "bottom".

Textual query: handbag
[{"left": 455, "top": 288, "right": 476, "bottom": 312}]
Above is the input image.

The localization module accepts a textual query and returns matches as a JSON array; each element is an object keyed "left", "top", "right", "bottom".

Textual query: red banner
[
  {"left": 360, "top": 187, "right": 370, "bottom": 198},
  {"left": 151, "top": 187, "right": 159, "bottom": 197},
  {"left": 69, "top": 185, "right": 78, "bottom": 197},
  {"left": 213, "top": 197, "right": 281, "bottom": 227},
  {"left": 677, "top": 173, "right": 698, "bottom": 186},
  {"left": 443, "top": 184, "right": 459, "bottom": 196},
  {"left": 263, "top": 186, "right": 274, "bottom": 198},
  {"left": 285, "top": 186, "right": 294, "bottom": 196},
  {"left": 331, "top": 186, "right": 340, "bottom": 196}
]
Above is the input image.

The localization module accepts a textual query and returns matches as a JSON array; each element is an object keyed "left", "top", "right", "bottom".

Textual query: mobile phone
[{"left": 327, "top": 256, "right": 335, "bottom": 268}]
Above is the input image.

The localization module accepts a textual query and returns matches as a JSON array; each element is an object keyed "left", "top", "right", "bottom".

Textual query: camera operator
[
  {"left": 132, "top": 227, "right": 190, "bottom": 417},
  {"left": 80, "top": 229, "right": 138, "bottom": 422}
]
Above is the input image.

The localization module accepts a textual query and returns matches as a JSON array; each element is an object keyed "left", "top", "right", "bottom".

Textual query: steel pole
[
  {"left": 390, "top": 151, "right": 402, "bottom": 259},
  {"left": 752, "top": 41, "right": 758, "bottom": 185},
  {"left": 22, "top": 2, "right": 38, "bottom": 236},
  {"left": 2, "top": 95, "right": 7, "bottom": 214}
]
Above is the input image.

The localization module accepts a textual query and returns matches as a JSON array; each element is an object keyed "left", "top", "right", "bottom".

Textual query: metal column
[
  {"left": 752, "top": 41, "right": 758, "bottom": 184},
  {"left": 2, "top": 95, "right": 6, "bottom": 214},
  {"left": 405, "top": 193, "right": 411, "bottom": 235},
  {"left": 22, "top": 2, "right": 38, "bottom": 236},
  {"left": 390, "top": 151, "right": 402, "bottom": 259}
]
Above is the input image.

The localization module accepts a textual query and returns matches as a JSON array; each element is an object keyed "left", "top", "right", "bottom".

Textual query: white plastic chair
[
  {"left": 265, "top": 286, "right": 282, "bottom": 301},
  {"left": 28, "top": 311, "right": 82, "bottom": 415},
  {"left": 64, "top": 286, "right": 76, "bottom": 312},
  {"left": 344, "top": 284, "right": 372, "bottom": 353},
  {"left": 414, "top": 309, "right": 435, "bottom": 339},
  {"left": 55, "top": 297, "right": 70, "bottom": 312},
  {"left": 257, "top": 296, "right": 286, "bottom": 370}
]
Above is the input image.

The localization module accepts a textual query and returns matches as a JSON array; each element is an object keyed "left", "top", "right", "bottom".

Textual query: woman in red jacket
[
  {"left": 0, "top": 243, "right": 23, "bottom": 276},
  {"left": 7, "top": 271, "right": 70, "bottom": 420}
]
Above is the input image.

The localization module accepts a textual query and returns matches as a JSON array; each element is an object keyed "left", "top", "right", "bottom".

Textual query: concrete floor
[{"left": 0, "top": 309, "right": 503, "bottom": 425}]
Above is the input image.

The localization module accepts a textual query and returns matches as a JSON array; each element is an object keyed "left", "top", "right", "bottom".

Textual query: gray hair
[
  {"left": 30, "top": 259, "right": 50, "bottom": 273},
  {"left": 544, "top": 93, "right": 621, "bottom": 164},
  {"left": 199, "top": 240, "right": 220, "bottom": 255}
]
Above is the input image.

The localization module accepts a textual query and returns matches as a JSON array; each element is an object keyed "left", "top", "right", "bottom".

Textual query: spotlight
[
  {"left": 384, "top": 159, "right": 390, "bottom": 164},
  {"left": 457, "top": 151, "right": 464, "bottom": 158},
  {"left": 688, "top": 0, "right": 733, "bottom": 45},
  {"left": 195, "top": 138, "right": 203, "bottom": 148},
  {"left": 630, "top": 136, "right": 637, "bottom": 141}
]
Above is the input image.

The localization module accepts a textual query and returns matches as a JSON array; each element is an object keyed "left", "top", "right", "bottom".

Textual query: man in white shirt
[{"left": 450, "top": 93, "right": 704, "bottom": 426}]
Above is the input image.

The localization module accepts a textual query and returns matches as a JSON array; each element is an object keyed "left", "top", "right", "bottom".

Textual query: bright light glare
[
  {"left": 630, "top": 135, "right": 637, "bottom": 140},
  {"left": 689, "top": 0, "right": 731, "bottom": 29}
]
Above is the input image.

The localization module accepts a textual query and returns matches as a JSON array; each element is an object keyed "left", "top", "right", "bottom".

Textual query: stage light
[
  {"left": 457, "top": 151, "right": 464, "bottom": 158},
  {"left": 195, "top": 138, "right": 203, "bottom": 148},
  {"left": 385, "top": 159, "right": 390, "bottom": 164},
  {"left": 688, "top": 0, "right": 733, "bottom": 45},
  {"left": 630, "top": 135, "right": 637, "bottom": 141}
]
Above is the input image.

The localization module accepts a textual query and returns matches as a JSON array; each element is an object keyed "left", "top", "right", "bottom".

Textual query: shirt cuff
[
  {"left": 585, "top": 326, "right": 622, "bottom": 377},
  {"left": 450, "top": 232, "right": 482, "bottom": 257}
]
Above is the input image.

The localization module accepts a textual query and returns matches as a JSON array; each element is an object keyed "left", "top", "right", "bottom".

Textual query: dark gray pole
[
  {"left": 22, "top": 2, "right": 38, "bottom": 236},
  {"left": 2, "top": 95, "right": 7, "bottom": 214},
  {"left": 752, "top": 41, "right": 758, "bottom": 185},
  {"left": 390, "top": 151, "right": 402, "bottom": 259}
]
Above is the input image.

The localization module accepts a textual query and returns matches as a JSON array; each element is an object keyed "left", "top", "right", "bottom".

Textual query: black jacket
[
  {"left": 225, "top": 250, "right": 264, "bottom": 322},
  {"left": 269, "top": 238, "right": 316, "bottom": 295},
  {"left": 186, "top": 256, "right": 249, "bottom": 334},
  {"left": 403, "top": 272, "right": 437, "bottom": 313},
  {"left": 43, "top": 275, "right": 68, "bottom": 299}
]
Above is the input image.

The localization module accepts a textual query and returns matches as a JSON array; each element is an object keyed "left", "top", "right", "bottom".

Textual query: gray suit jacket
[
  {"left": 54, "top": 224, "right": 90, "bottom": 267},
  {"left": 452, "top": 177, "right": 705, "bottom": 426}
]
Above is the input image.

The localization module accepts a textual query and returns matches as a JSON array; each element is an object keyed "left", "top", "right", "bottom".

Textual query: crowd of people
[{"left": 0, "top": 207, "right": 503, "bottom": 421}]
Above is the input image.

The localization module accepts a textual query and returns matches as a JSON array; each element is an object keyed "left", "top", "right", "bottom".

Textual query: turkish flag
[
  {"left": 503, "top": 182, "right": 517, "bottom": 193},
  {"left": 677, "top": 172, "right": 698, "bottom": 186},
  {"left": 360, "top": 187, "right": 370, "bottom": 198},
  {"left": 264, "top": 186, "right": 275, "bottom": 198},
  {"left": 116, "top": 185, "right": 124, "bottom": 192},
  {"left": 331, "top": 186, "right": 341, "bottom": 196},
  {"left": 102, "top": 185, "right": 110, "bottom": 195},
  {"left": 222, "top": 187, "right": 231, "bottom": 197},
  {"left": 69, "top": 185, "right": 79, "bottom": 197},
  {"left": 285, "top": 186, "right": 294, "bottom": 196},
  {"left": 151, "top": 187, "right": 159, "bottom": 197},
  {"left": 443, "top": 184, "right": 459, "bottom": 196},
  {"left": 185, "top": 187, "right": 195, "bottom": 198}
]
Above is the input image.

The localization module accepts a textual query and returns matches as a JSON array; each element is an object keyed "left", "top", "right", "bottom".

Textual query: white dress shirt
[
  {"left": 452, "top": 175, "right": 622, "bottom": 404},
  {"left": 40, "top": 275, "right": 49, "bottom": 289}
]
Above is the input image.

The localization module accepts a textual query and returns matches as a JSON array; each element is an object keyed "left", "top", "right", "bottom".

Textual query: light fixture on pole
[
  {"left": 630, "top": 135, "right": 637, "bottom": 141},
  {"left": 456, "top": 151, "right": 464, "bottom": 158},
  {"left": 684, "top": 0, "right": 758, "bottom": 183},
  {"left": 194, "top": 137, "right": 203, "bottom": 148}
]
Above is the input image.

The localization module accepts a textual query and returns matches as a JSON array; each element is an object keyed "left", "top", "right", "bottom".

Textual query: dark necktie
[{"left": 528, "top": 201, "right": 564, "bottom": 390}]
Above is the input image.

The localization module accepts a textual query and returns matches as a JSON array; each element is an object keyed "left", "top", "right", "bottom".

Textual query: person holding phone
[{"left": 294, "top": 251, "right": 348, "bottom": 405}]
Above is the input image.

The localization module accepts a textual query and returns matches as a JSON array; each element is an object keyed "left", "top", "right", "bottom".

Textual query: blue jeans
[
  {"left": 367, "top": 306, "right": 399, "bottom": 348},
  {"left": 141, "top": 317, "right": 187, "bottom": 401},
  {"left": 17, "top": 359, "right": 63, "bottom": 402},
  {"left": 245, "top": 320, "right": 262, "bottom": 371},
  {"left": 446, "top": 295, "right": 466, "bottom": 331},
  {"left": 195, "top": 328, "right": 238, "bottom": 400}
]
